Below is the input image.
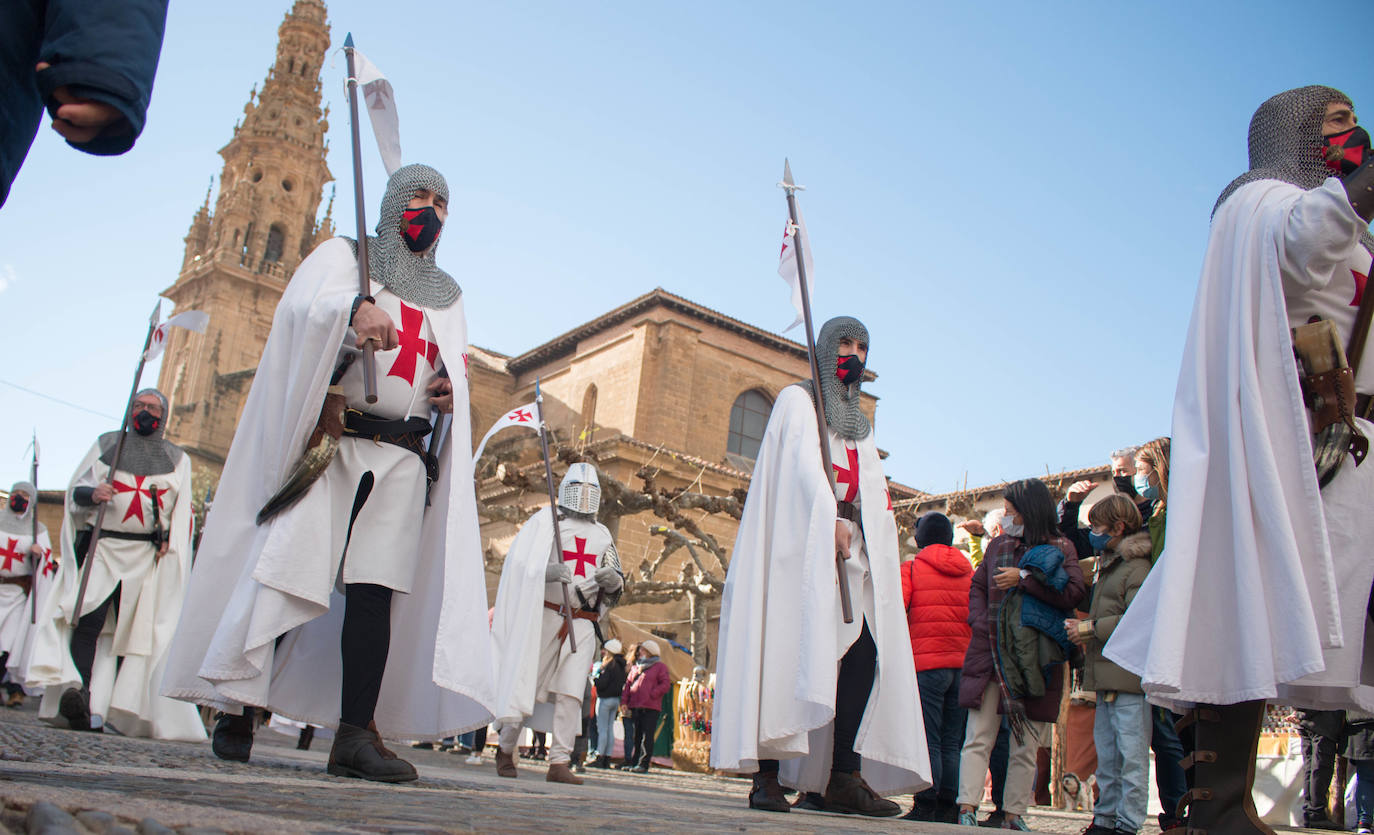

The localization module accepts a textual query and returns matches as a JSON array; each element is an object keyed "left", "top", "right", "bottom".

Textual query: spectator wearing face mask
[
  {"left": 1132, "top": 439, "right": 1169, "bottom": 563},
  {"left": 957, "top": 479, "right": 1086, "bottom": 831},
  {"left": 1065, "top": 496, "right": 1153, "bottom": 835}
]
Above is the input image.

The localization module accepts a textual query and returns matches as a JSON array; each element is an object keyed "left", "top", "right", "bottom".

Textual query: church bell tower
[{"left": 157, "top": 0, "right": 334, "bottom": 479}]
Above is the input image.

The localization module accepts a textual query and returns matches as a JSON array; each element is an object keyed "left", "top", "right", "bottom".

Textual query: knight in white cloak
[
  {"left": 0, "top": 481, "right": 49, "bottom": 706},
  {"left": 26, "top": 389, "right": 205, "bottom": 741},
  {"left": 710, "top": 316, "right": 929, "bottom": 817},
  {"left": 161, "top": 164, "right": 496, "bottom": 783},
  {"left": 1104, "top": 86, "right": 1374, "bottom": 835},
  {"left": 489, "top": 462, "right": 623, "bottom": 785}
]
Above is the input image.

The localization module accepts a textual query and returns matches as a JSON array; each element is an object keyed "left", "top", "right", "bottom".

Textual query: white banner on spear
[
  {"left": 471, "top": 402, "right": 540, "bottom": 471},
  {"left": 777, "top": 161, "right": 815, "bottom": 333}
]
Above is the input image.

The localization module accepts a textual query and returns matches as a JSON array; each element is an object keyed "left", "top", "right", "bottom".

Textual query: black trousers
[
  {"left": 759, "top": 620, "right": 878, "bottom": 777},
  {"left": 1299, "top": 711, "right": 1343, "bottom": 820},
  {"left": 632, "top": 707, "right": 660, "bottom": 768},
  {"left": 339, "top": 583, "right": 393, "bottom": 728},
  {"left": 69, "top": 586, "right": 121, "bottom": 689}
]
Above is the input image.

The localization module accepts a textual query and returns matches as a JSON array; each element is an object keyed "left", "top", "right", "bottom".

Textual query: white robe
[
  {"left": 710, "top": 385, "right": 930, "bottom": 796},
  {"left": 8, "top": 525, "right": 56, "bottom": 689},
  {"left": 0, "top": 516, "right": 49, "bottom": 682},
  {"left": 26, "top": 446, "right": 205, "bottom": 741},
  {"left": 1105, "top": 178, "right": 1374, "bottom": 712},
  {"left": 161, "top": 237, "right": 496, "bottom": 738},
  {"left": 491, "top": 510, "right": 617, "bottom": 730}
]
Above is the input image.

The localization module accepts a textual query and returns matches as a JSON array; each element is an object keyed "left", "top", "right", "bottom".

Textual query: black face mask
[
  {"left": 400, "top": 206, "right": 443, "bottom": 253},
  {"left": 8, "top": 495, "right": 27, "bottom": 514},
  {"left": 836, "top": 354, "right": 865, "bottom": 385},
  {"left": 1324, "top": 125, "right": 1371, "bottom": 177},
  {"left": 132, "top": 410, "right": 161, "bottom": 436},
  {"left": 1113, "top": 474, "right": 1138, "bottom": 497}
]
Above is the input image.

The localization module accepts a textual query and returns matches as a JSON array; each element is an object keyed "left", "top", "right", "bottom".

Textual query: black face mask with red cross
[
  {"left": 7, "top": 495, "right": 27, "bottom": 514},
  {"left": 400, "top": 206, "right": 443, "bottom": 253},
  {"left": 1323, "top": 126, "right": 1372, "bottom": 177},
  {"left": 132, "top": 410, "right": 161, "bottom": 436},
  {"left": 836, "top": 353, "right": 865, "bottom": 385}
]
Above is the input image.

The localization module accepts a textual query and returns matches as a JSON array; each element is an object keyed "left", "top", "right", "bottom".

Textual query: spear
[
  {"left": 533, "top": 378, "right": 577, "bottom": 652},
  {"left": 71, "top": 302, "right": 160, "bottom": 624},
  {"left": 779, "top": 160, "right": 854, "bottom": 624},
  {"left": 29, "top": 433, "right": 38, "bottom": 624},
  {"left": 343, "top": 32, "right": 378, "bottom": 405}
]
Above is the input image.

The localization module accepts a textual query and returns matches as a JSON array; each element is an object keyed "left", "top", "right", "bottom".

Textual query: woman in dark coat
[{"left": 956, "top": 479, "right": 1086, "bottom": 830}]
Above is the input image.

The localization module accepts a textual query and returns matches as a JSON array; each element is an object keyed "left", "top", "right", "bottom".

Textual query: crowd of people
[{"left": 0, "top": 81, "right": 1370, "bottom": 835}]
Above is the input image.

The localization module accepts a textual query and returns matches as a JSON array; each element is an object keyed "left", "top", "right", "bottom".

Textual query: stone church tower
[{"left": 158, "top": 0, "right": 334, "bottom": 478}]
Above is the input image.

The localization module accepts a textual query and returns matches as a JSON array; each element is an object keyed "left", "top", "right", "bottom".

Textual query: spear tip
[
  {"left": 782, "top": 158, "right": 793, "bottom": 185},
  {"left": 344, "top": 32, "right": 355, "bottom": 49}
]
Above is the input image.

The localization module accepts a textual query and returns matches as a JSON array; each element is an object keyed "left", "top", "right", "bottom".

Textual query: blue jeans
[
  {"left": 1355, "top": 760, "right": 1374, "bottom": 828},
  {"left": 1152, "top": 706, "right": 1187, "bottom": 826},
  {"left": 1094, "top": 693, "right": 1152, "bottom": 835},
  {"left": 917, "top": 667, "right": 967, "bottom": 803},
  {"left": 596, "top": 697, "right": 620, "bottom": 758}
]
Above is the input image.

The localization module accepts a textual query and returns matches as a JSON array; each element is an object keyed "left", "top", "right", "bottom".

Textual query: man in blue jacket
[{"left": 1, "top": 0, "right": 169, "bottom": 207}]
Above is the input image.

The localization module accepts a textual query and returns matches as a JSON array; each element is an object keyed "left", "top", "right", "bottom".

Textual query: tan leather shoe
[
  {"left": 546, "top": 762, "right": 584, "bottom": 785},
  {"left": 495, "top": 748, "right": 518, "bottom": 778}
]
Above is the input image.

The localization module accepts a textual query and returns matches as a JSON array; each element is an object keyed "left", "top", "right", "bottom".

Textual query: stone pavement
[{"left": 0, "top": 701, "right": 1138, "bottom": 834}]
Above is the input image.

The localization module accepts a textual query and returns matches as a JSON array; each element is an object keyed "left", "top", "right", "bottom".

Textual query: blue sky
[{"left": 1, "top": 0, "right": 1370, "bottom": 494}]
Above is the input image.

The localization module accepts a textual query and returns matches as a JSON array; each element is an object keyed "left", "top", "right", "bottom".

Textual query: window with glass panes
[{"left": 727, "top": 390, "right": 772, "bottom": 461}]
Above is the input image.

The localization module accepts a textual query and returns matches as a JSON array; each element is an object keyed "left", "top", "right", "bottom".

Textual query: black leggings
[
  {"left": 69, "top": 586, "right": 121, "bottom": 688},
  {"left": 759, "top": 620, "right": 877, "bottom": 776},
  {"left": 339, "top": 582, "right": 393, "bottom": 728}
]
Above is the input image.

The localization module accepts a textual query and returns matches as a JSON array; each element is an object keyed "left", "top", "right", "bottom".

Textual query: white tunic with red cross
[
  {"left": 829, "top": 428, "right": 878, "bottom": 655},
  {"left": 67, "top": 456, "right": 184, "bottom": 638},
  {"left": 314, "top": 286, "right": 444, "bottom": 594},
  {"left": 0, "top": 518, "right": 46, "bottom": 659},
  {"left": 1285, "top": 246, "right": 1374, "bottom": 393},
  {"left": 535, "top": 515, "right": 619, "bottom": 700}
]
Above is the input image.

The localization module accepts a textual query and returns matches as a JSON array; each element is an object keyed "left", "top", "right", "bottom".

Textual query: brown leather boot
[
  {"left": 495, "top": 748, "right": 518, "bottom": 778},
  {"left": 326, "top": 721, "right": 418, "bottom": 783},
  {"left": 546, "top": 762, "right": 584, "bottom": 785},
  {"left": 824, "top": 770, "right": 902, "bottom": 817},
  {"left": 1176, "top": 701, "right": 1275, "bottom": 835},
  {"left": 748, "top": 770, "right": 790, "bottom": 813}
]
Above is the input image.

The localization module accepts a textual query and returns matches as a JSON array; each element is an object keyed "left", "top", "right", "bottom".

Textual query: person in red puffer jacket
[{"left": 900, "top": 512, "right": 973, "bottom": 823}]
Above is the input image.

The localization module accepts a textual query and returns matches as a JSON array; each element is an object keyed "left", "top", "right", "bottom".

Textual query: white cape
[
  {"left": 161, "top": 237, "right": 496, "bottom": 737},
  {"left": 27, "top": 447, "right": 206, "bottom": 741},
  {"left": 3, "top": 522, "right": 51, "bottom": 690},
  {"left": 710, "top": 385, "right": 929, "bottom": 796},
  {"left": 1106, "top": 179, "right": 1374, "bottom": 712}
]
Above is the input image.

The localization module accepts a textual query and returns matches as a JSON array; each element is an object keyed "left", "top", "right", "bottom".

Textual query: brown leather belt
[
  {"left": 836, "top": 500, "right": 860, "bottom": 523},
  {"left": 0, "top": 576, "right": 32, "bottom": 592},
  {"left": 543, "top": 599, "right": 599, "bottom": 642},
  {"left": 1357, "top": 393, "right": 1374, "bottom": 422}
]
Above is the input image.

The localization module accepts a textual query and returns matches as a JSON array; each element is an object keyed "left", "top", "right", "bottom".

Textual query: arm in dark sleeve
[
  {"left": 1057, "top": 499, "right": 1092, "bottom": 558},
  {"left": 72, "top": 486, "right": 96, "bottom": 506},
  {"left": 967, "top": 561, "right": 988, "bottom": 627},
  {"left": 35, "top": 0, "right": 170, "bottom": 156}
]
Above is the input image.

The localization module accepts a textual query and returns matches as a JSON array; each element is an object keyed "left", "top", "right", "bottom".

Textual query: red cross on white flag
[
  {"left": 470, "top": 401, "right": 541, "bottom": 470},
  {"left": 144, "top": 310, "right": 210, "bottom": 361}
]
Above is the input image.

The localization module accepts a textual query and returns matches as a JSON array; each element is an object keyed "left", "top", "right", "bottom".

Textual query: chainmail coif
[
  {"left": 347, "top": 163, "right": 461, "bottom": 309},
  {"left": 98, "top": 388, "right": 183, "bottom": 476},
  {"left": 796, "top": 316, "right": 872, "bottom": 441},
  {"left": 1215, "top": 85, "right": 1374, "bottom": 256},
  {"left": 0, "top": 480, "right": 36, "bottom": 535}
]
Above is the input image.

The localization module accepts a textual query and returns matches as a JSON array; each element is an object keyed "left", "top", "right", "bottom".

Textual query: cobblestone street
[{"left": 0, "top": 703, "right": 1137, "bottom": 834}]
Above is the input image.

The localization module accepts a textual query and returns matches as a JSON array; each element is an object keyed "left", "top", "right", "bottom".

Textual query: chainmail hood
[
  {"left": 1215, "top": 85, "right": 1374, "bottom": 256},
  {"left": 347, "top": 163, "right": 461, "bottom": 309},
  {"left": 797, "top": 316, "right": 872, "bottom": 441},
  {"left": 0, "top": 480, "right": 36, "bottom": 535},
  {"left": 98, "top": 388, "right": 183, "bottom": 476}
]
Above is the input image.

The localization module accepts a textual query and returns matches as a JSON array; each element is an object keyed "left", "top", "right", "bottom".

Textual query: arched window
[
  {"left": 580, "top": 384, "right": 598, "bottom": 444},
  {"left": 263, "top": 223, "right": 285, "bottom": 263},
  {"left": 727, "top": 389, "right": 772, "bottom": 461}
]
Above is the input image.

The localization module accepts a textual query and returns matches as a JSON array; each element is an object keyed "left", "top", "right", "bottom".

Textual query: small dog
[{"left": 1060, "top": 772, "right": 1096, "bottom": 813}]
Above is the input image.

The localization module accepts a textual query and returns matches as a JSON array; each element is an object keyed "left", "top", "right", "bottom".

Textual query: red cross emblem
[
  {"left": 833, "top": 446, "right": 859, "bottom": 503},
  {"left": 562, "top": 536, "right": 597, "bottom": 578},
  {"left": 509, "top": 408, "right": 533, "bottom": 423},
  {"left": 387, "top": 302, "right": 440, "bottom": 385},
  {"left": 41, "top": 548, "right": 56, "bottom": 578},
  {"left": 0, "top": 538, "right": 22, "bottom": 572},
  {"left": 1352, "top": 268, "right": 1369, "bottom": 308},
  {"left": 112, "top": 475, "right": 164, "bottom": 525}
]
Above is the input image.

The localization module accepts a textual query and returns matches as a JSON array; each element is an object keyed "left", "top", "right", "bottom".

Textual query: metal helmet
[
  {"left": 348, "top": 163, "right": 461, "bottom": 309},
  {"left": 558, "top": 462, "right": 601, "bottom": 516},
  {"left": 99, "top": 387, "right": 183, "bottom": 476},
  {"left": 797, "top": 315, "right": 872, "bottom": 440},
  {"left": 1214, "top": 86, "right": 1373, "bottom": 256},
  {"left": 0, "top": 480, "right": 35, "bottom": 535}
]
